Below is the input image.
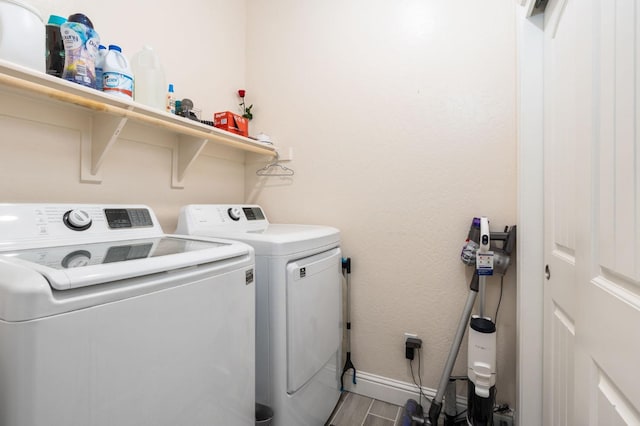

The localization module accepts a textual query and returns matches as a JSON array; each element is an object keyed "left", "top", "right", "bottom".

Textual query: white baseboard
[
  {"left": 342, "top": 370, "right": 465, "bottom": 408},
  {"left": 342, "top": 370, "right": 513, "bottom": 425}
]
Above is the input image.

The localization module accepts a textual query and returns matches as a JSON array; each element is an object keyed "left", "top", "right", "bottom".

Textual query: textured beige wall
[
  {"left": 245, "top": 0, "right": 518, "bottom": 406},
  {"left": 3, "top": 0, "right": 519, "bottom": 410},
  {"left": 1, "top": 0, "right": 249, "bottom": 231}
]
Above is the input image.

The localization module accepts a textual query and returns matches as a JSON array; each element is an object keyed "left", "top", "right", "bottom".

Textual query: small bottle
[
  {"left": 166, "top": 84, "right": 176, "bottom": 114},
  {"left": 46, "top": 15, "right": 67, "bottom": 77},
  {"left": 102, "top": 45, "right": 133, "bottom": 98},
  {"left": 94, "top": 45, "right": 107, "bottom": 90}
]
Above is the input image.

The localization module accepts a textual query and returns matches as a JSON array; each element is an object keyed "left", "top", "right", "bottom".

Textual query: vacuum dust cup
[{"left": 467, "top": 316, "right": 497, "bottom": 424}]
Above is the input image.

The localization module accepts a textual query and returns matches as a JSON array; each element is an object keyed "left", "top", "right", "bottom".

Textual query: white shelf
[{"left": 0, "top": 60, "right": 276, "bottom": 188}]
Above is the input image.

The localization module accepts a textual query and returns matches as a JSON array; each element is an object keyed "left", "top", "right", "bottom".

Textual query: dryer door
[{"left": 286, "top": 247, "right": 341, "bottom": 394}]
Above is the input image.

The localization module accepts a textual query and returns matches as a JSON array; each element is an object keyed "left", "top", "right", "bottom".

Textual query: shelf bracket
[
  {"left": 80, "top": 109, "right": 131, "bottom": 183},
  {"left": 171, "top": 135, "right": 209, "bottom": 188}
]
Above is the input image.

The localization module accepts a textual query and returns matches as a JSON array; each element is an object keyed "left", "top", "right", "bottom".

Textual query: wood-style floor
[
  {"left": 326, "top": 392, "right": 402, "bottom": 426},
  {"left": 326, "top": 392, "right": 513, "bottom": 426}
]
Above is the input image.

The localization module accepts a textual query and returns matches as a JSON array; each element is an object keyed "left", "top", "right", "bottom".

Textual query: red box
[{"left": 213, "top": 111, "right": 249, "bottom": 137}]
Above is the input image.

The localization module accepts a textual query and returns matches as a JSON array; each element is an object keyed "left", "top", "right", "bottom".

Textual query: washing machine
[
  {"left": 0, "top": 203, "right": 256, "bottom": 426},
  {"left": 176, "top": 204, "right": 342, "bottom": 426}
]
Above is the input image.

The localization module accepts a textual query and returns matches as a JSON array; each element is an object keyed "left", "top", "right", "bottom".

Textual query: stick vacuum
[{"left": 426, "top": 217, "right": 516, "bottom": 426}]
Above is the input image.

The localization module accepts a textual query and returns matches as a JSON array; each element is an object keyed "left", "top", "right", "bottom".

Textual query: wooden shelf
[{"left": 0, "top": 59, "right": 276, "bottom": 188}]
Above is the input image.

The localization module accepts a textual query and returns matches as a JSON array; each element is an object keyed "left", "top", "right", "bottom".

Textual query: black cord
[
  {"left": 491, "top": 276, "right": 504, "bottom": 415},
  {"left": 418, "top": 349, "right": 432, "bottom": 404},
  {"left": 494, "top": 275, "right": 504, "bottom": 323},
  {"left": 418, "top": 348, "right": 424, "bottom": 400},
  {"left": 409, "top": 358, "right": 421, "bottom": 407},
  {"left": 409, "top": 350, "right": 431, "bottom": 406}
]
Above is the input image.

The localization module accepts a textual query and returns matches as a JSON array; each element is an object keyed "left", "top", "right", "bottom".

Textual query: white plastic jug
[
  {"left": 102, "top": 44, "right": 133, "bottom": 98},
  {"left": 94, "top": 44, "right": 107, "bottom": 90},
  {"left": 0, "top": 0, "right": 44, "bottom": 72},
  {"left": 131, "top": 45, "right": 166, "bottom": 110}
]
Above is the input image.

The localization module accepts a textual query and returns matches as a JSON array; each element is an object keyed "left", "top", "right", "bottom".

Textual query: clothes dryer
[
  {"left": 176, "top": 204, "right": 342, "bottom": 426},
  {"left": 0, "top": 203, "right": 255, "bottom": 426}
]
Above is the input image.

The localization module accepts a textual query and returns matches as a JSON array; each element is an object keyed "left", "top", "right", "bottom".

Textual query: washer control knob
[
  {"left": 61, "top": 250, "right": 91, "bottom": 268},
  {"left": 64, "top": 209, "right": 92, "bottom": 231},
  {"left": 227, "top": 207, "right": 242, "bottom": 221}
]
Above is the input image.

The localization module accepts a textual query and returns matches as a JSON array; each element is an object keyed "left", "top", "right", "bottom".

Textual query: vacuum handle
[{"left": 503, "top": 225, "right": 517, "bottom": 255}]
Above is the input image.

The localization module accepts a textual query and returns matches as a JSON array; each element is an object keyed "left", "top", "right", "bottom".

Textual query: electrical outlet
[
  {"left": 404, "top": 332, "right": 418, "bottom": 342},
  {"left": 404, "top": 333, "right": 421, "bottom": 360}
]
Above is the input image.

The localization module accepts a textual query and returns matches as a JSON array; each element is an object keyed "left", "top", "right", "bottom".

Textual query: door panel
[
  {"left": 550, "top": 303, "right": 574, "bottom": 426},
  {"left": 543, "top": 0, "right": 579, "bottom": 423},
  {"left": 597, "top": 0, "right": 640, "bottom": 282},
  {"left": 286, "top": 248, "right": 341, "bottom": 393},
  {"left": 542, "top": 0, "right": 640, "bottom": 424},
  {"left": 593, "top": 367, "right": 640, "bottom": 425},
  {"left": 584, "top": 0, "right": 640, "bottom": 422}
]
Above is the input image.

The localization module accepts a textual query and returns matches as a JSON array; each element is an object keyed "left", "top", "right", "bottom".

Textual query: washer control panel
[
  {"left": 104, "top": 208, "right": 153, "bottom": 229},
  {"left": 0, "top": 204, "right": 161, "bottom": 251},
  {"left": 62, "top": 208, "right": 153, "bottom": 231}
]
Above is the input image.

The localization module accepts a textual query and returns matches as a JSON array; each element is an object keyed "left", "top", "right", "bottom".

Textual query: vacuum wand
[{"left": 428, "top": 272, "right": 479, "bottom": 424}]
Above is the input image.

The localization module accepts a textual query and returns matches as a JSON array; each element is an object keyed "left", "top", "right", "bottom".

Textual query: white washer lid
[
  {"left": 192, "top": 224, "right": 340, "bottom": 256},
  {"left": 0, "top": 235, "right": 249, "bottom": 290}
]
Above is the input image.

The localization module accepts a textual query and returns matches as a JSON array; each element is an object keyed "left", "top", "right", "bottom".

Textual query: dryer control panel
[
  {"left": 177, "top": 204, "right": 270, "bottom": 234},
  {"left": 225, "top": 206, "right": 265, "bottom": 222},
  {"left": 238, "top": 207, "right": 265, "bottom": 221}
]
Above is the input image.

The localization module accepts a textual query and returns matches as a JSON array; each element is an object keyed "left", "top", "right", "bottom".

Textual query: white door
[
  {"left": 542, "top": 1, "right": 582, "bottom": 423},
  {"left": 542, "top": 0, "right": 640, "bottom": 425}
]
